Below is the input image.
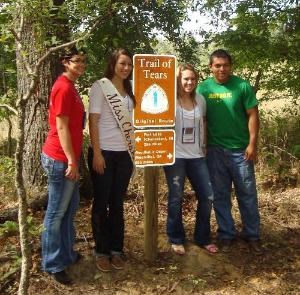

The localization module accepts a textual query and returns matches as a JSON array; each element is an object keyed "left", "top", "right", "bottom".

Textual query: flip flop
[
  {"left": 203, "top": 243, "right": 218, "bottom": 254},
  {"left": 171, "top": 244, "right": 185, "bottom": 255}
]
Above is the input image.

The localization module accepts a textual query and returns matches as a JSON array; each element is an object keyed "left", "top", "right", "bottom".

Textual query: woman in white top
[
  {"left": 88, "top": 48, "right": 135, "bottom": 271},
  {"left": 164, "top": 64, "right": 218, "bottom": 255}
]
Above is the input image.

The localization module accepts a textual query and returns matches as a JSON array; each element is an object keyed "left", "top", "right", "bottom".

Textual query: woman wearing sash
[
  {"left": 41, "top": 46, "right": 86, "bottom": 284},
  {"left": 163, "top": 64, "right": 218, "bottom": 255},
  {"left": 88, "top": 48, "right": 135, "bottom": 272}
]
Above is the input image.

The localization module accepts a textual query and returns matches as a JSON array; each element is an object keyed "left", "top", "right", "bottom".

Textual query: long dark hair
[
  {"left": 104, "top": 48, "right": 136, "bottom": 106},
  {"left": 177, "top": 63, "right": 199, "bottom": 100}
]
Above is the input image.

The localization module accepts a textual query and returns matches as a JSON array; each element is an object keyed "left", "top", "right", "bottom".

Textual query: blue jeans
[
  {"left": 207, "top": 146, "right": 260, "bottom": 241},
  {"left": 88, "top": 148, "right": 133, "bottom": 256},
  {"left": 164, "top": 157, "right": 214, "bottom": 246},
  {"left": 41, "top": 153, "right": 79, "bottom": 273}
]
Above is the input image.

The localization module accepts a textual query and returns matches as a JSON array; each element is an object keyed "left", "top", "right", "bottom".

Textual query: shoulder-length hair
[
  {"left": 104, "top": 48, "right": 136, "bottom": 106},
  {"left": 177, "top": 63, "right": 199, "bottom": 100}
]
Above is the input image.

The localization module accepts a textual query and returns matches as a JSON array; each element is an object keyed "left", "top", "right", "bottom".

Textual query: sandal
[
  {"left": 171, "top": 244, "right": 185, "bottom": 255},
  {"left": 203, "top": 243, "right": 218, "bottom": 254}
]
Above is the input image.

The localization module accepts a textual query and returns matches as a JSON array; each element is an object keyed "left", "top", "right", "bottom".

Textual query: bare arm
[
  {"left": 245, "top": 106, "right": 260, "bottom": 161},
  {"left": 89, "top": 113, "right": 106, "bottom": 174},
  {"left": 56, "top": 115, "right": 80, "bottom": 181}
]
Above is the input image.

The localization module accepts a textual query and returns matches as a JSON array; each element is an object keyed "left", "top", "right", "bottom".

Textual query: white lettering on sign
[
  {"left": 134, "top": 130, "right": 175, "bottom": 167},
  {"left": 138, "top": 58, "right": 174, "bottom": 80},
  {"left": 143, "top": 70, "right": 167, "bottom": 79}
]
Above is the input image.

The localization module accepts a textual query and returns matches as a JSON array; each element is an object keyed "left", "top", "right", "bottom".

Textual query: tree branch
[
  {"left": 10, "top": 29, "right": 34, "bottom": 76},
  {"left": 253, "top": 69, "right": 262, "bottom": 93},
  {"left": 0, "top": 104, "right": 18, "bottom": 115},
  {"left": 266, "top": 144, "right": 298, "bottom": 160},
  {"left": 36, "top": 9, "right": 115, "bottom": 70},
  {"left": 20, "top": 7, "right": 115, "bottom": 104}
]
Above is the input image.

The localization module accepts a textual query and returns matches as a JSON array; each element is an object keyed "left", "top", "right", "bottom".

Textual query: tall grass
[{"left": 258, "top": 106, "right": 300, "bottom": 188}]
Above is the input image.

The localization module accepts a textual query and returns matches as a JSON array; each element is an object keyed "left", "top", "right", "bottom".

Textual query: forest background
[{"left": 0, "top": 0, "right": 299, "bottom": 294}]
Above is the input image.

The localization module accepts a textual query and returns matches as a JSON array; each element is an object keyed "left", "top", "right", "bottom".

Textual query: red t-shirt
[{"left": 42, "top": 75, "right": 84, "bottom": 162}]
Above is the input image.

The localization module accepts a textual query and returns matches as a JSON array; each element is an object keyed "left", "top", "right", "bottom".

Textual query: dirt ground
[{"left": 0, "top": 175, "right": 299, "bottom": 294}]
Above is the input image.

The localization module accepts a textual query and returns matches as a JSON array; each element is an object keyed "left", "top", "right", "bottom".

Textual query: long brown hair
[
  {"left": 104, "top": 48, "right": 136, "bottom": 106},
  {"left": 177, "top": 63, "right": 199, "bottom": 100}
]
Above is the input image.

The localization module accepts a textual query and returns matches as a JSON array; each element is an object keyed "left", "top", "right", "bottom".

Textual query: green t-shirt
[{"left": 196, "top": 75, "right": 258, "bottom": 149}]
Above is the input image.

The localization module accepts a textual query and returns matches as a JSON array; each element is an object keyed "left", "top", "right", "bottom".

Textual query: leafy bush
[
  {"left": 258, "top": 107, "right": 300, "bottom": 188},
  {"left": 0, "top": 156, "right": 15, "bottom": 195},
  {"left": 0, "top": 216, "right": 44, "bottom": 238}
]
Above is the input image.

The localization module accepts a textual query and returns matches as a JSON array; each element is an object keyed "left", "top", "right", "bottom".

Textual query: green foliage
[
  {"left": 0, "top": 20, "right": 17, "bottom": 121},
  {"left": 194, "top": 0, "right": 300, "bottom": 100},
  {"left": 0, "top": 156, "right": 14, "bottom": 187},
  {"left": 27, "top": 215, "right": 44, "bottom": 237},
  {"left": 0, "top": 215, "right": 44, "bottom": 238},
  {"left": 258, "top": 105, "right": 300, "bottom": 187},
  {"left": 76, "top": 0, "right": 190, "bottom": 88},
  {"left": 0, "top": 1, "right": 191, "bottom": 94},
  {"left": 0, "top": 220, "right": 19, "bottom": 237},
  {"left": 0, "top": 243, "right": 22, "bottom": 285}
]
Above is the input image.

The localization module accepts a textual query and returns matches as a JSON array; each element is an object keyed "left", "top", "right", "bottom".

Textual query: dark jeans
[
  {"left": 164, "top": 157, "right": 214, "bottom": 246},
  {"left": 88, "top": 147, "right": 133, "bottom": 256},
  {"left": 207, "top": 146, "right": 260, "bottom": 241}
]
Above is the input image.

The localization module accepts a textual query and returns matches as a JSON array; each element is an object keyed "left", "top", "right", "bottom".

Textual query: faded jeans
[
  {"left": 207, "top": 146, "right": 260, "bottom": 241},
  {"left": 41, "top": 153, "right": 79, "bottom": 273},
  {"left": 164, "top": 157, "right": 214, "bottom": 246}
]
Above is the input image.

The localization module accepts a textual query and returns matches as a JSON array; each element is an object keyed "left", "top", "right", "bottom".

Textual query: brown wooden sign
[
  {"left": 133, "top": 54, "right": 176, "bottom": 127},
  {"left": 134, "top": 130, "right": 175, "bottom": 167}
]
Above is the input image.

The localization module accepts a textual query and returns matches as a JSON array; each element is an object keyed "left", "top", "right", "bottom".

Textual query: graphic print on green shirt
[{"left": 196, "top": 75, "right": 258, "bottom": 149}]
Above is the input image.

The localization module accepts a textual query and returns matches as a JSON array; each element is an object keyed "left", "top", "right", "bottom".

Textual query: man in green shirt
[{"left": 196, "top": 49, "right": 262, "bottom": 254}]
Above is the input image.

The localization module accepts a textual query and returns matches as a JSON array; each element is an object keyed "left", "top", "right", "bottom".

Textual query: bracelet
[{"left": 68, "top": 163, "right": 77, "bottom": 167}]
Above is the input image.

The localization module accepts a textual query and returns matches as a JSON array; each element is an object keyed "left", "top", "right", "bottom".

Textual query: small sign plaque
[{"left": 134, "top": 129, "right": 175, "bottom": 167}]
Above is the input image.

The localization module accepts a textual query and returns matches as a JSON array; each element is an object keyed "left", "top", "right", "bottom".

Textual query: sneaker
[
  {"left": 248, "top": 240, "right": 263, "bottom": 255},
  {"left": 111, "top": 255, "right": 125, "bottom": 270},
  {"left": 171, "top": 244, "right": 185, "bottom": 255},
  {"left": 219, "top": 239, "right": 233, "bottom": 253},
  {"left": 96, "top": 256, "right": 111, "bottom": 272},
  {"left": 51, "top": 270, "right": 72, "bottom": 285}
]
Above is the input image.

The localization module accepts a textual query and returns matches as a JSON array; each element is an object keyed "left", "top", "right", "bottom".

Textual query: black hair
[
  {"left": 59, "top": 46, "right": 86, "bottom": 72},
  {"left": 209, "top": 49, "right": 232, "bottom": 65}
]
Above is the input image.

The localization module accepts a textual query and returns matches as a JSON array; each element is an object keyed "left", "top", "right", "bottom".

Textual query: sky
[{"left": 182, "top": 9, "right": 229, "bottom": 40}]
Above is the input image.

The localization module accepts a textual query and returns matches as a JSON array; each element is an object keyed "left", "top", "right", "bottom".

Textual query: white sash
[{"left": 98, "top": 78, "right": 136, "bottom": 177}]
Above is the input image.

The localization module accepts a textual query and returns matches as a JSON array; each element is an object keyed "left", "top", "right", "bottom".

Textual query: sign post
[
  {"left": 133, "top": 54, "right": 176, "bottom": 262},
  {"left": 143, "top": 166, "right": 159, "bottom": 262}
]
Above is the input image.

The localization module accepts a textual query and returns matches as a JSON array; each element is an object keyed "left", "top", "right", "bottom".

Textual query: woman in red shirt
[{"left": 41, "top": 46, "right": 86, "bottom": 285}]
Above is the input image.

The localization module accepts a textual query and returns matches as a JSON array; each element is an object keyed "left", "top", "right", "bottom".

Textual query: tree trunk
[
  {"left": 15, "top": 20, "right": 54, "bottom": 189},
  {"left": 18, "top": 0, "right": 70, "bottom": 191},
  {"left": 14, "top": 1, "right": 68, "bottom": 293},
  {"left": 21, "top": 62, "right": 51, "bottom": 189}
]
